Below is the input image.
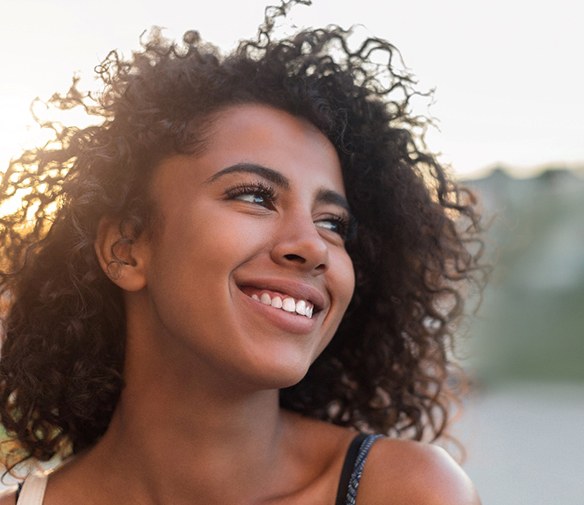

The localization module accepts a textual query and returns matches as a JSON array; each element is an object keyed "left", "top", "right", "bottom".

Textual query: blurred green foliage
[{"left": 463, "top": 169, "right": 584, "bottom": 383}]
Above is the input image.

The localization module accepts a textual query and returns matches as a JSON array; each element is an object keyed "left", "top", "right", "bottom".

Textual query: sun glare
[{"left": 1, "top": 98, "right": 98, "bottom": 220}]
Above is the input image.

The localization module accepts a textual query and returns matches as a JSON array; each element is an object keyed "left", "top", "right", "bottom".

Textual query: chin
[{"left": 241, "top": 354, "right": 313, "bottom": 391}]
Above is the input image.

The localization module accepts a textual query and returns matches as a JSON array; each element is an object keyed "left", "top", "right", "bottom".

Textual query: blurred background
[
  {"left": 1, "top": 0, "right": 583, "bottom": 502},
  {"left": 457, "top": 167, "right": 584, "bottom": 504}
]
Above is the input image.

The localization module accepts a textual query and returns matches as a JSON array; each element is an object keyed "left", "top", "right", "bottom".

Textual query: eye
[
  {"left": 315, "top": 215, "right": 350, "bottom": 240},
  {"left": 224, "top": 182, "right": 276, "bottom": 208}
]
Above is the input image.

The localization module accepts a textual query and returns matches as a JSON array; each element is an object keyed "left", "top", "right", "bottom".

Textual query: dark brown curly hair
[{"left": 0, "top": 0, "right": 485, "bottom": 470}]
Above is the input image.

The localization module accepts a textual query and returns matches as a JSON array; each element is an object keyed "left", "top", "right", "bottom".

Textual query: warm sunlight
[
  {"left": 1, "top": 3, "right": 583, "bottom": 505},
  {"left": 0, "top": 102, "right": 93, "bottom": 219},
  {"left": 1, "top": 0, "right": 583, "bottom": 182}
]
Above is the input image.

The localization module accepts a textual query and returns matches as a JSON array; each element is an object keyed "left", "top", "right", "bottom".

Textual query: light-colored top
[{"left": 16, "top": 474, "right": 47, "bottom": 505}]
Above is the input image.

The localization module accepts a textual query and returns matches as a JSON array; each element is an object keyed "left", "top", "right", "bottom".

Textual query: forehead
[
  {"left": 149, "top": 104, "right": 347, "bottom": 206},
  {"left": 208, "top": 104, "right": 331, "bottom": 148},
  {"left": 202, "top": 104, "right": 345, "bottom": 190}
]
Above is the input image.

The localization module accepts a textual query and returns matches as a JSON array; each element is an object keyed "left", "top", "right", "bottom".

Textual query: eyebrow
[
  {"left": 205, "top": 162, "right": 350, "bottom": 212},
  {"left": 315, "top": 188, "right": 350, "bottom": 213},
  {"left": 204, "top": 163, "right": 290, "bottom": 189}
]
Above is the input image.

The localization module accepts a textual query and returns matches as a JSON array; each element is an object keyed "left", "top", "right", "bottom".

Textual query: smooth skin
[{"left": 0, "top": 105, "right": 480, "bottom": 505}]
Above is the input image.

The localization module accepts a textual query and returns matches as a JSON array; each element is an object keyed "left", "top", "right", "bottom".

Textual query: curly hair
[{"left": 0, "top": 0, "right": 485, "bottom": 469}]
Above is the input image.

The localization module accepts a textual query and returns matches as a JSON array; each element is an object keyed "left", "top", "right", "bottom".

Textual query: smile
[{"left": 243, "top": 289, "right": 315, "bottom": 319}]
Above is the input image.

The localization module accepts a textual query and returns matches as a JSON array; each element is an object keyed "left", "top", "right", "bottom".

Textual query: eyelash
[
  {"left": 224, "top": 181, "right": 276, "bottom": 207},
  {"left": 316, "top": 215, "right": 350, "bottom": 240},
  {"left": 224, "top": 181, "right": 351, "bottom": 240}
]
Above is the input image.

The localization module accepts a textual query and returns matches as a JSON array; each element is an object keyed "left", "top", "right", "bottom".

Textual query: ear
[{"left": 94, "top": 216, "right": 148, "bottom": 292}]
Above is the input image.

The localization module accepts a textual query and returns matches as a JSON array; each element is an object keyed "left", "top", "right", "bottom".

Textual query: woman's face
[{"left": 131, "top": 104, "right": 355, "bottom": 390}]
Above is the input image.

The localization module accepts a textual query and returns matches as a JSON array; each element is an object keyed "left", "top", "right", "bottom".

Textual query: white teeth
[
  {"left": 295, "top": 299, "right": 307, "bottom": 316},
  {"left": 248, "top": 291, "right": 315, "bottom": 319},
  {"left": 282, "top": 297, "right": 296, "bottom": 313}
]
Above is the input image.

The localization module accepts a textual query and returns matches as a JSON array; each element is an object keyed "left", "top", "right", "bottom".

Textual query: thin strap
[
  {"left": 16, "top": 474, "right": 48, "bottom": 505},
  {"left": 335, "top": 433, "right": 382, "bottom": 505},
  {"left": 335, "top": 434, "right": 367, "bottom": 505}
]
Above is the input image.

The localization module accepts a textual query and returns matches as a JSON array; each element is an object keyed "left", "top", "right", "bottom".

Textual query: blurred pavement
[{"left": 455, "top": 382, "right": 584, "bottom": 505}]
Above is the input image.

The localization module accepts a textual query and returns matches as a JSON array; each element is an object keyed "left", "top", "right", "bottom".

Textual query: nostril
[
  {"left": 273, "top": 237, "right": 329, "bottom": 273},
  {"left": 283, "top": 253, "right": 327, "bottom": 273},
  {"left": 283, "top": 253, "right": 305, "bottom": 263}
]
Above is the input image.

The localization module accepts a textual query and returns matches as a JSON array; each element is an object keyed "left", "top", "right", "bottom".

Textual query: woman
[{"left": 0, "top": 2, "right": 485, "bottom": 504}]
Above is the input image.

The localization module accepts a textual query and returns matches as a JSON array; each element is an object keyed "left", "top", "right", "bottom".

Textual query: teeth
[
  {"left": 282, "top": 297, "right": 296, "bottom": 313},
  {"left": 295, "top": 299, "right": 306, "bottom": 316},
  {"left": 248, "top": 291, "right": 314, "bottom": 319}
]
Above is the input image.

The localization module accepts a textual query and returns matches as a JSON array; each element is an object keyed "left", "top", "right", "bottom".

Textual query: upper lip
[{"left": 235, "top": 278, "right": 327, "bottom": 312}]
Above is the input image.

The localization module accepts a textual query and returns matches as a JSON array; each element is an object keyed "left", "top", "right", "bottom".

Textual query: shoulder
[
  {"left": 0, "top": 489, "right": 17, "bottom": 505},
  {"left": 357, "top": 438, "right": 481, "bottom": 505}
]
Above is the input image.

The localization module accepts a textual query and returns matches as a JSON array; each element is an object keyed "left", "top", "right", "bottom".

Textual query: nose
[{"left": 270, "top": 213, "right": 329, "bottom": 274}]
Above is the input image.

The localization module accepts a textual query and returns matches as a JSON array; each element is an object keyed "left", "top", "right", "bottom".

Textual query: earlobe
[{"left": 94, "top": 216, "right": 148, "bottom": 292}]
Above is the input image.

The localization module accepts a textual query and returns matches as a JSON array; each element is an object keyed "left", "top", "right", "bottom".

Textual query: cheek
[
  {"left": 332, "top": 250, "right": 356, "bottom": 313},
  {"left": 153, "top": 203, "right": 250, "bottom": 262}
]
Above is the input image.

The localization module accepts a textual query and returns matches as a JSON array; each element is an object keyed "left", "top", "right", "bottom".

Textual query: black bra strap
[{"left": 335, "top": 433, "right": 367, "bottom": 505}]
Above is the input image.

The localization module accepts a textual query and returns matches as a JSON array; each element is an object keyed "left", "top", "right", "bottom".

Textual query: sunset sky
[{"left": 1, "top": 0, "right": 582, "bottom": 178}]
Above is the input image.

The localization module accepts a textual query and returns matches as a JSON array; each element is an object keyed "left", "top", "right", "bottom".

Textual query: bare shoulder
[
  {"left": 0, "top": 489, "right": 17, "bottom": 505},
  {"left": 357, "top": 438, "right": 481, "bottom": 505}
]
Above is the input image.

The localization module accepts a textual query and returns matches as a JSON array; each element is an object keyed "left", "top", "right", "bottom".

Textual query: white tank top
[{"left": 16, "top": 474, "right": 48, "bottom": 505}]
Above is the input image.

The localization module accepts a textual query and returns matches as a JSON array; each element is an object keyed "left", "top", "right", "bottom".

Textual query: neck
[
  {"left": 64, "top": 294, "right": 316, "bottom": 505},
  {"left": 82, "top": 378, "right": 288, "bottom": 505},
  {"left": 74, "top": 338, "right": 293, "bottom": 505}
]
